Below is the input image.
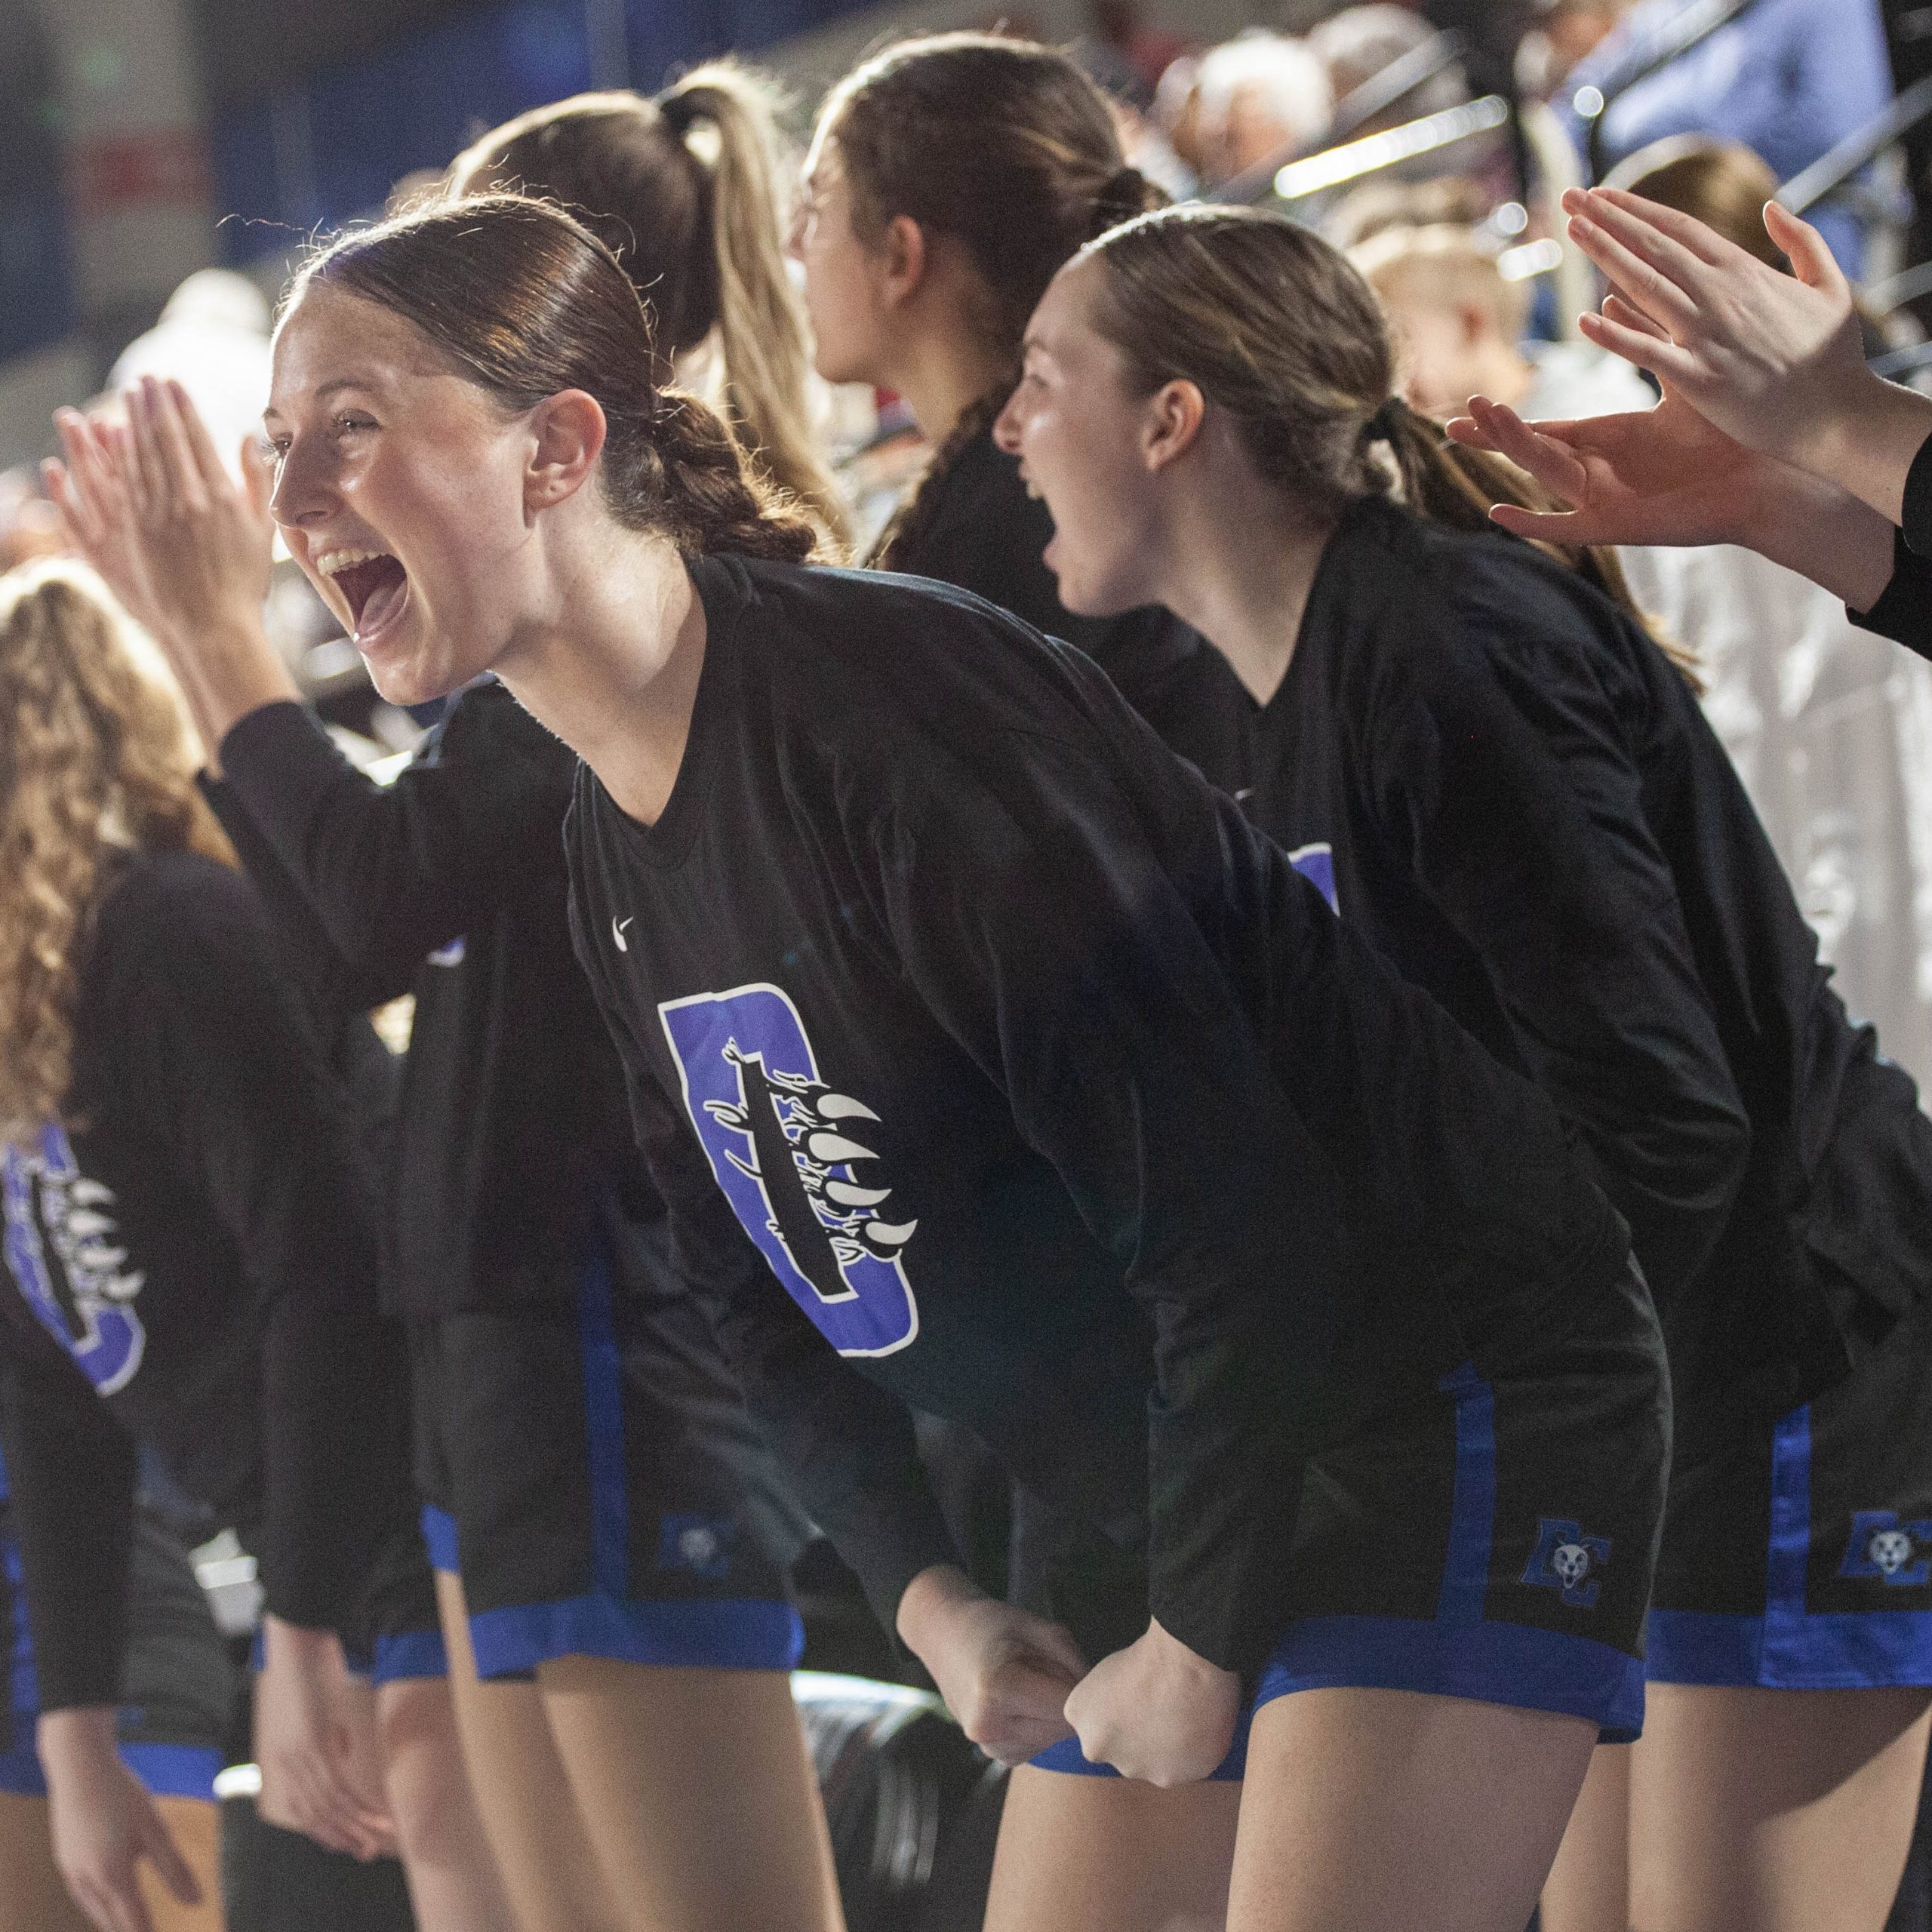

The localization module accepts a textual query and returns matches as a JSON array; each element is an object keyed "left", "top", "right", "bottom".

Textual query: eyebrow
[{"left": 262, "top": 376, "right": 386, "bottom": 426}]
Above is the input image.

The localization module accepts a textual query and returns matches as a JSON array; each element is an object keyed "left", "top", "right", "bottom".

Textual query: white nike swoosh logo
[
  {"left": 613, "top": 915, "right": 634, "bottom": 952},
  {"left": 1233, "top": 787, "right": 1256, "bottom": 802}
]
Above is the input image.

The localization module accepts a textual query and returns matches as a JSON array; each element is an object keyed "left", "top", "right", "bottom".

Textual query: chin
[
  {"left": 1052, "top": 561, "right": 1141, "bottom": 622},
  {"left": 358, "top": 639, "right": 463, "bottom": 709}
]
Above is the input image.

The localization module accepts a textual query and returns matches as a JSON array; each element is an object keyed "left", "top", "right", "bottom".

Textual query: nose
[
  {"left": 268, "top": 430, "right": 337, "bottom": 532},
  {"left": 991, "top": 382, "right": 1024, "bottom": 456}
]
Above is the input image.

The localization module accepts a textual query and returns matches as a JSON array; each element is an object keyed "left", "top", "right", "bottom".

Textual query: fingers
[
  {"left": 1578, "top": 306, "right": 1700, "bottom": 386},
  {"left": 147, "top": 379, "right": 213, "bottom": 516},
  {"left": 124, "top": 383, "right": 171, "bottom": 521},
  {"left": 1763, "top": 198, "right": 1849, "bottom": 296},
  {"left": 1461, "top": 397, "right": 1591, "bottom": 505},
  {"left": 1488, "top": 502, "right": 1596, "bottom": 543},
  {"left": 1561, "top": 189, "right": 1706, "bottom": 335},
  {"left": 241, "top": 435, "right": 276, "bottom": 520},
  {"left": 1577, "top": 184, "right": 1731, "bottom": 267},
  {"left": 1601, "top": 292, "right": 1672, "bottom": 344},
  {"left": 168, "top": 380, "right": 232, "bottom": 500},
  {"left": 1027, "top": 1619, "right": 1090, "bottom": 1685},
  {"left": 67, "top": 1865, "right": 154, "bottom": 1932}
]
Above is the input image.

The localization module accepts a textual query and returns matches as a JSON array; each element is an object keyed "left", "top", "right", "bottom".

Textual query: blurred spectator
[
  {"left": 1310, "top": 5, "right": 1470, "bottom": 128},
  {"left": 107, "top": 268, "right": 272, "bottom": 484},
  {"left": 1326, "top": 174, "right": 1494, "bottom": 247},
  {"left": 1195, "top": 32, "right": 1334, "bottom": 186},
  {"left": 1072, "top": 36, "right": 1199, "bottom": 199},
  {"left": 1557, "top": 0, "right": 1893, "bottom": 275},
  {"left": 1088, "top": 0, "right": 1191, "bottom": 96},
  {"left": 1154, "top": 54, "right": 1206, "bottom": 177},
  {"left": 1352, "top": 220, "right": 1652, "bottom": 417},
  {"left": 1514, "top": 0, "right": 1624, "bottom": 100}
]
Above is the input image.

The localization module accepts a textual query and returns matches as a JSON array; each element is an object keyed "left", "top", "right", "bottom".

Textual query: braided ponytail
[{"left": 298, "top": 195, "right": 817, "bottom": 565}]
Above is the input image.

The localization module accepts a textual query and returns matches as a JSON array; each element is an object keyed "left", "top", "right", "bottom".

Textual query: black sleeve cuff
[
  {"left": 1902, "top": 428, "right": 1932, "bottom": 560},
  {"left": 1848, "top": 526, "right": 1932, "bottom": 658}
]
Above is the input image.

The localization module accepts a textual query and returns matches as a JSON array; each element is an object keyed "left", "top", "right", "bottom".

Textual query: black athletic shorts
[
  {"left": 1648, "top": 1299, "right": 1932, "bottom": 1687},
  {"left": 389, "top": 1202, "right": 809, "bottom": 1682},
  {"left": 1028, "top": 1257, "right": 1670, "bottom": 1778},
  {"left": 1, "top": 1503, "right": 234, "bottom": 1799}
]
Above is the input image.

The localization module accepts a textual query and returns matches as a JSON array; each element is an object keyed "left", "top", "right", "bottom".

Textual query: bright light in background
[
  {"left": 1492, "top": 202, "right": 1529, "bottom": 237},
  {"left": 1275, "top": 96, "right": 1511, "bottom": 201},
  {"left": 1500, "top": 238, "right": 1564, "bottom": 282},
  {"left": 1573, "top": 85, "right": 1606, "bottom": 119}
]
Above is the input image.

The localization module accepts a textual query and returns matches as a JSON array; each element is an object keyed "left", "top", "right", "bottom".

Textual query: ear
[
  {"left": 877, "top": 214, "right": 929, "bottom": 309},
  {"left": 1140, "top": 378, "right": 1206, "bottom": 473},
  {"left": 526, "top": 389, "right": 606, "bottom": 514}
]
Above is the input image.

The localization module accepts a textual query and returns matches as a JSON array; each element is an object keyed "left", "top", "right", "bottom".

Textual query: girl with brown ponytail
[
  {"left": 70, "top": 190, "right": 1675, "bottom": 1932},
  {"left": 448, "top": 62, "right": 851, "bottom": 552},
  {"left": 998, "top": 200, "right": 1932, "bottom": 1932},
  {"left": 792, "top": 32, "right": 1245, "bottom": 774}
]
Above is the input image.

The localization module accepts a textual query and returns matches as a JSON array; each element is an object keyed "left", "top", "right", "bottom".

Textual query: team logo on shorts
[
  {"left": 1522, "top": 1518, "right": 1612, "bottom": 1608},
  {"left": 2, "top": 1123, "right": 146, "bottom": 1395},
  {"left": 657, "top": 1513, "right": 736, "bottom": 1581},
  {"left": 1839, "top": 1512, "right": 1932, "bottom": 1587},
  {"left": 660, "top": 983, "right": 918, "bottom": 1358}
]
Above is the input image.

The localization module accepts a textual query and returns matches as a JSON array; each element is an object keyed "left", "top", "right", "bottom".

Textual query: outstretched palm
[{"left": 1447, "top": 388, "right": 1779, "bottom": 550}]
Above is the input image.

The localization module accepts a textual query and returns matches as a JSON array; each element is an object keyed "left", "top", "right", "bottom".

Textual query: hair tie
[
  {"left": 1361, "top": 396, "right": 1404, "bottom": 445},
  {"left": 1091, "top": 165, "right": 1148, "bottom": 235},
  {"left": 659, "top": 88, "right": 706, "bottom": 138}
]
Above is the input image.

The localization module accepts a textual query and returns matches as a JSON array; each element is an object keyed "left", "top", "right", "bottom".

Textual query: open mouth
[{"left": 316, "top": 548, "right": 408, "bottom": 639}]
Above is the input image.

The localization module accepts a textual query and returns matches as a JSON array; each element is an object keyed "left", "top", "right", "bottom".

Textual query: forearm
[
  {"left": 1798, "top": 373, "right": 1932, "bottom": 530},
  {"left": 36, "top": 1705, "right": 122, "bottom": 1771},
  {"left": 1743, "top": 466, "right": 1900, "bottom": 608},
  {"left": 158, "top": 616, "right": 302, "bottom": 776}
]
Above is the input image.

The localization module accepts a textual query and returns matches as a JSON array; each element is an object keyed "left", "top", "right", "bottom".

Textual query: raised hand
[
  {"left": 1559, "top": 186, "right": 1932, "bottom": 521},
  {"left": 1063, "top": 1616, "right": 1241, "bottom": 1786}
]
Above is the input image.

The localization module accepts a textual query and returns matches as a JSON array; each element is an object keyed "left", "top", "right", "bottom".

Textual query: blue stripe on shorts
[
  {"left": 1031, "top": 1363, "right": 1646, "bottom": 1779},
  {"left": 1648, "top": 1404, "right": 1932, "bottom": 1688}
]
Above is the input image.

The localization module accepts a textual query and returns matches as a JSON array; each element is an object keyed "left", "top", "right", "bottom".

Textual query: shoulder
[{"left": 92, "top": 849, "right": 281, "bottom": 1009}]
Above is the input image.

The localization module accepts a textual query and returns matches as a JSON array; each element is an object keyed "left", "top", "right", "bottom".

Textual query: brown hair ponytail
[
  {"left": 817, "top": 33, "right": 1166, "bottom": 569},
  {"left": 1084, "top": 205, "right": 1700, "bottom": 685},
  {"left": 447, "top": 64, "right": 851, "bottom": 552},
  {"left": 295, "top": 195, "right": 815, "bottom": 564}
]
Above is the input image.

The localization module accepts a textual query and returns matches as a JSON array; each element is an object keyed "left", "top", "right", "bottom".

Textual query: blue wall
[{"left": 212, "top": 0, "right": 868, "bottom": 264}]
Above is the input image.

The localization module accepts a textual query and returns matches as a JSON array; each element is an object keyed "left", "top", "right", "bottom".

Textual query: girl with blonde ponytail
[
  {"left": 448, "top": 62, "right": 851, "bottom": 550},
  {"left": 998, "top": 201, "right": 1932, "bottom": 1932}
]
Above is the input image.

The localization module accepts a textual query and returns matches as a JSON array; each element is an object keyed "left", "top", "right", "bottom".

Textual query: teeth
[{"left": 314, "top": 546, "right": 395, "bottom": 577}]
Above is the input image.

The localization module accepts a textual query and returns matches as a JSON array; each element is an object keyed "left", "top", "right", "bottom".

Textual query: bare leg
[
  {"left": 981, "top": 1764, "right": 1240, "bottom": 1932},
  {"left": 1540, "top": 1743, "right": 1632, "bottom": 1932},
  {"left": 0, "top": 1792, "right": 223, "bottom": 1932},
  {"left": 376, "top": 1676, "right": 518, "bottom": 1932},
  {"left": 0, "top": 1792, "right": 97, "bottom": 1932},
  {"left": 537, "top": 1653, "right": 844, "bottom": 1932},
  {"left": 1629, "top": 1683, "right": 1932, "bottom": 1932},
  {"left": 432, "top": 1570, "right": 623, "bottom": 1932},
  {"left": 1229, "top": 1689, "right": 1596, "bottom": 1932},
  {"left": 144, "top": 1799, "right": 223, "bottom": 1932}
]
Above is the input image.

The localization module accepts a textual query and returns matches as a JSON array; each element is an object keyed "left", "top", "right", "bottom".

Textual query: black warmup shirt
[
  {"left": 888, "top": 427, "right": 1249, "bottom": 782},
  {"left": 209, "top": 683, "right": 639, "bottom": 1318},
  {"left": 1211, "top": 497, "right": 1932, "bottom": 1440},
  {"left": 565, "top": 554, "right": 1634, "bottom": 1680},
  {"left": 0, "top": 851, "right": 403, "bottom": 1709},
  {"left": 1852, "top": 432, "right": 1932, "bottom": 660}
]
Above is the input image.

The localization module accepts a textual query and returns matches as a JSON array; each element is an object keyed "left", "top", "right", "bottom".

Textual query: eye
[{"left": 334, "top": 414, "right": 376, "bottom": 434}]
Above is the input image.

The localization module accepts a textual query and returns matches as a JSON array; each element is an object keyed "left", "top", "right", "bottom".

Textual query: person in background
[
  {"left": 0, "top": 1434, "right": 231, "bottom": 1932},
  {"left": 1309, "top": 5, "right": 1471, "bottom": 127},
  {"left": 1557, "top": 0, "right": 1893, "bottom": 277},
  {"left": 1352, "top": 220, "right": 1655, "bottom": 418},
  {"left": 446, "top": 63, "right": 852, "bottom": 554},
  {"left": 1192, "top": 32, "right": 1334, "bottom": 188}
]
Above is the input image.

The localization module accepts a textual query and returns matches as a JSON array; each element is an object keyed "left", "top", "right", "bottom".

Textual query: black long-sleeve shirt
[
  {"left": 208, "top": 685, "right": 640, "bottom": 1317},
  {"left": 1846, "top": 431, "right": 1932, "bottom": 657},
  {"left": 1192, "top": 497, "right": 1932, "bottom": 1442},
  {"left": 565, "top": 554, "right": 1634, "bottom": 1681},
  {"left": 0, "top": 851, "right": 405, "bottom": 1709}
]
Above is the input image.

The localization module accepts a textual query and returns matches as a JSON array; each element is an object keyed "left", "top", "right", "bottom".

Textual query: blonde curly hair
[{"left": 0, "top": 561, "right": 234, "bottom": 1140}]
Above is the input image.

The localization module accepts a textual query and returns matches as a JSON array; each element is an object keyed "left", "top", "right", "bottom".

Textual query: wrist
[
  {"left": 895, "top": 1563, "right": 986, "bottom": 1657},
  {"left": 261, "top": 1612, "right": 336, "bottom": 1666},
  {"left": 186, "top": 620, "right": 303, "bottom": 744},
  {"left": 1803, "top": 371, "right": 1932, "bottom": 525},
  {"left": 36, "top": 1705, "right": 120, "bottom": 1773}
]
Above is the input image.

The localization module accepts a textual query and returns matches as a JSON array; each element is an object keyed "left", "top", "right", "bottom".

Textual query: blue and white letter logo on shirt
[
  {"left": 2, "top": 1124, "right": 146, "bottom": 1395},
  {"left": 660, "top": 983, "right": 918, "bottom": 1357},
  {"left": 1287, "top": 842, "right": 1339, "bottom": 915}
]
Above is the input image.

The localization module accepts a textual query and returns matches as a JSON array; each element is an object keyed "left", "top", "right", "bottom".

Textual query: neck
[
  {"left": 888, "top": 328, "right": 1013, "bottom": 444},
  {"left": 1155, "top": 476, "right": 1338, "bottom": 707},
  {"left": 492, "top": 531, "right": 706, "bottom": 826}
]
